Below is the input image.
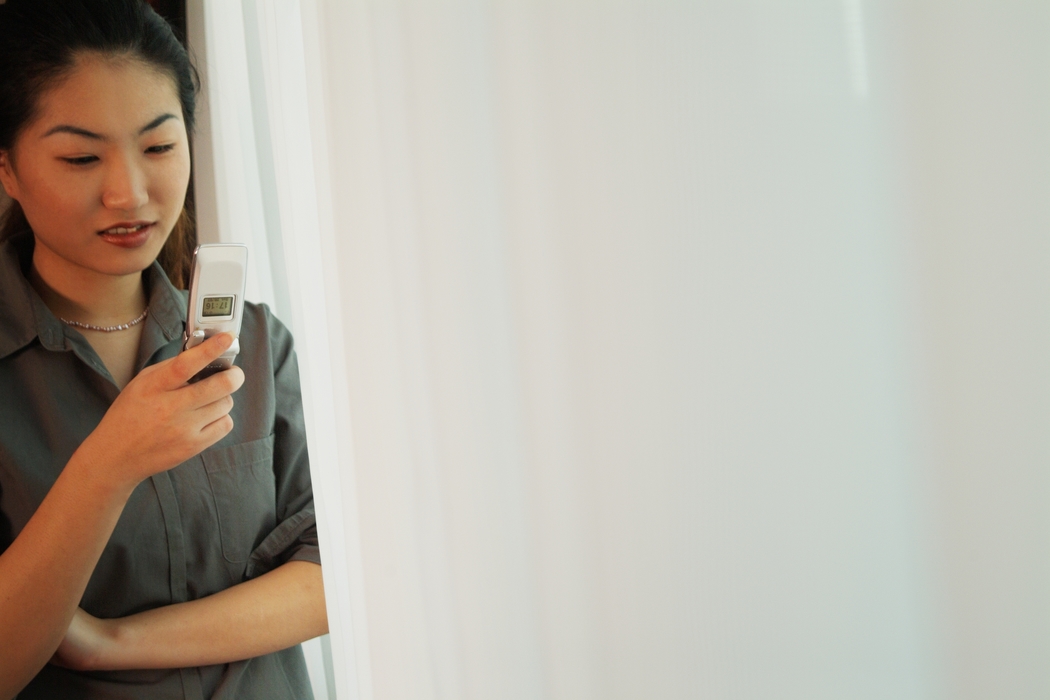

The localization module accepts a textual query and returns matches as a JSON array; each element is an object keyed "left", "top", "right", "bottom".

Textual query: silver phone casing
[{"left": 182, "top": 243, "right": 248, "bottom": 380}]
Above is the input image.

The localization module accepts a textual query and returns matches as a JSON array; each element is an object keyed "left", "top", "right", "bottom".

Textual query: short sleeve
[{"left": 244, "top": 306, "right": 321, "bottom": 579}]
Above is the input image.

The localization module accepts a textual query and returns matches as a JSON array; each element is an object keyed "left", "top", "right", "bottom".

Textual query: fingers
[
  {"left": 187, "top": 366, "right": 245, "bottom": 408},
  {"left": 166, "top": 333, "right": 237, "bottom": 388},
  {"left": 195, "top": 393, "right": 235, "bottom": 429},
  {"left": 198, "top": 413, "right": 235, "bottom": 446}
]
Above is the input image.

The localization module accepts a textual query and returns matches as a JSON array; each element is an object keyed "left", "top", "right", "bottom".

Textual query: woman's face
[{"left": 0, "top": 53, "right": 191, "bottom": 279}]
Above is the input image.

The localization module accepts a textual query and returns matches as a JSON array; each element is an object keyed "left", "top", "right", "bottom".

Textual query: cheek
[
  {"left": 19, "top": 166, "right": 98, "bottom": 221},
  {"left": 152, "top": 153, "right": 191, "bottom": 206}
]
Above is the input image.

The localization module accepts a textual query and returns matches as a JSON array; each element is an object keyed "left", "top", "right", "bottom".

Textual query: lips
[
  {"left": 98, "top": 221, "right": 155, "bottom": 249},
  {"left": 99, "top": 220, "right": 151, "bottom": 234},
  {"left": 103, "top": 224, "right": 148, "bottom": 235}
]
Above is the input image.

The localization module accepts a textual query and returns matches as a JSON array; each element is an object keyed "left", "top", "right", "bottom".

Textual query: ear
[{"left": 0, "top": 151, "right": 20, "bottom": 201}]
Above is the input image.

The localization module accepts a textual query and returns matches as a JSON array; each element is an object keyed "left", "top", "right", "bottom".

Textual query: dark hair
[{"left": 0, "top": 0, "right": 199, "bottom": 288}]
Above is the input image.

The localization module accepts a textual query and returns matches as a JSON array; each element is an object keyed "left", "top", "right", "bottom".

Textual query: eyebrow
[{"left": 42, "top": 113, "right": 180, "bottom": 140}]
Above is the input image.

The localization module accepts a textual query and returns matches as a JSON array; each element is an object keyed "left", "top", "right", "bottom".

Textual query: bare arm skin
[
  {"left": 0, "top": 445, "right": 137, "bottom": 698},
  {"left": 0, "top": 334, "right": 243, "bottom": 700},
  {"left": 52, "top": 561, "right": 327, "bottom": 671}
]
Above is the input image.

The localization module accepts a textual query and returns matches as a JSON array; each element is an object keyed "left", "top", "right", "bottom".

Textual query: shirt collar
[
  {"left": 143, "top": 258, "right": 188, "bottom": 344},
  {"left": 0, "top": 231, "right": 187, "bottom": 361}
]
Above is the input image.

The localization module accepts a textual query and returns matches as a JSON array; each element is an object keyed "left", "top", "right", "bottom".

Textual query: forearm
[
  {"left": 98, "top": 560, "right": 326, "bottom": 670},
  {"left": 0, "top": 447, "right": 135, "bottom": 699}
]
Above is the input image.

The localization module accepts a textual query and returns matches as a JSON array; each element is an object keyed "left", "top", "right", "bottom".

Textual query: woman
[{"left": 0, "top": 1, "right": 327, "bottom": 698}]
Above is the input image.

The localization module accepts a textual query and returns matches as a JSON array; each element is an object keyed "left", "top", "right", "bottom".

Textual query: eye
[
  {"left": 145, "top": 143, "right": 176, "bottom": 155},
  {"left": 60, "top": 155, "right": 99, "bottom": 166}
]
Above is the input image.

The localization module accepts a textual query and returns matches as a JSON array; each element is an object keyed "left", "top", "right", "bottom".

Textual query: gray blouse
[{"left": 0, "top": 232, "right": 320, "bottom": 699}]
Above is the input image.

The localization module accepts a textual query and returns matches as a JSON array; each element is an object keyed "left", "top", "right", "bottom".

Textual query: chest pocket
[{"left": 201, "top": 434, "right": 278, "bottom": 564}]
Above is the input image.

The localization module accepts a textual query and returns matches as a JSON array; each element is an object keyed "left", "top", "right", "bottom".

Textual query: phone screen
[{"left": 202, "top": 296, "right": 235, "bottom": 318}]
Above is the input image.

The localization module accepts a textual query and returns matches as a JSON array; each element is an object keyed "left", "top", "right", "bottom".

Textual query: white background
[{"left": 189, "top": 1, "right": 1050, "bottom": 699}]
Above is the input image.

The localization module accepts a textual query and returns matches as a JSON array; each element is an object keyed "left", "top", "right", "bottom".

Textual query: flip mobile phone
[{"left": 182, "top": 243, "right": 249, "bottom": 382}]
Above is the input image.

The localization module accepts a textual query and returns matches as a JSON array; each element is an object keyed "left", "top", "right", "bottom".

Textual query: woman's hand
[
  {"left": 0, "top": 335, "right": 245, "bottom": 698},
  {"left": 48, "top": 609, "right": 115, "bottom": 672},
  {"left": 75, "top": 333, "right": 246, "bottom": 490}
]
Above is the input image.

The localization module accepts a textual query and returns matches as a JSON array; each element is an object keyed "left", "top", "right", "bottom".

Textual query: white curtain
[
  {"left": 188, "top": 1, "right": 347, "bottom": 698},
  {"left": 192, "top": 1, "right": 1050, "bottom": 699}
]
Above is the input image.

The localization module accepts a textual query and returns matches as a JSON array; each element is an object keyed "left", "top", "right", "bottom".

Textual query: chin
[
  {"left": 85, "top": 246, "right": 165, "bottom": 278},
  {"left": 90, "top": 232, "right": 171, "bottom": 273},
  {"left": 105, "top": 255, "right": 162, "bottom": 277}
]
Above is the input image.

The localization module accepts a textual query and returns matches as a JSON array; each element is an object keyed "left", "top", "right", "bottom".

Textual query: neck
[{"left": 29, "top": 241, "right": 148, "bottom": 327}]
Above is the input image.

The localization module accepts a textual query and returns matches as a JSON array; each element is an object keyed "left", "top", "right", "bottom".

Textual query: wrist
[{"left": 66, "top": 437, "right": 140, "bottom": 500}]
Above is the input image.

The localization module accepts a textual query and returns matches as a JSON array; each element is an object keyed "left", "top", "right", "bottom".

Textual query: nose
[{"left": 101, "top": 153, "right": 149, "bottom": 211}]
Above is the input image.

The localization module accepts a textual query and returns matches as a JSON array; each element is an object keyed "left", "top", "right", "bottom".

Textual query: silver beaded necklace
[{"left": 59, "top": 306, "right": 150, "bottom": 333}]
